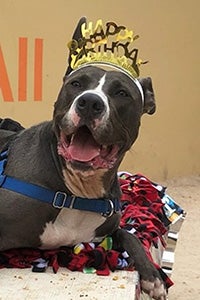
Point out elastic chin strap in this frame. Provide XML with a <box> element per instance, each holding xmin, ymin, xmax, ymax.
<box><xmin>131</xmin><ymin>78</ymin><xmax>144</xmax><ymax>104</ymax></box>
<box><xmin>68</xmin><ymin>62</ymin><xmax>144</xmax><ymax>105</ymax></box>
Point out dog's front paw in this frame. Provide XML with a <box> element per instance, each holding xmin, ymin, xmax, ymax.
<box><xmin>111</xmin><ymin>229</ymin><xmax>167</xmax><ymax>299</ymax></box>
<box><xmin>141</xmin><ymin>277</ymin><xmax>167</xmax><ymax>300</ymax></box>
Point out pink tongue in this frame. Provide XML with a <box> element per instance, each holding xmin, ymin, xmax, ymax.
<box><xmin>68</xmin><ymin>127</ymin><xmax>101</xmax><ymax>162</ymax></box>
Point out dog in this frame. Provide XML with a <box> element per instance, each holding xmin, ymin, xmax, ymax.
<box><xmin>0</xmin><ymin>18</ymin><xmax>166</xmax><ymax>300</ymax></box>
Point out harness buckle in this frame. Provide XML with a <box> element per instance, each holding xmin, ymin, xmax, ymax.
<box><xmin>53</xmin><ymin>191</ymin><xmax>67</xmax><ymax>209</ymax></box>
<box><xmin>69</xmin><ymin>195</ymin><xmax>76</xmax><ymax>209</ymax></box>
<box><xmin>102</xmin><ymin>199</ymin><xmax>115</xmax><ymax>217</ymax></box>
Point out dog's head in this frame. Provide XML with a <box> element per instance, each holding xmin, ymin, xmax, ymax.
<box><xmin>53</xmin><ymin>66</ymin><xmax>155</xmax><ymax>172</ymax></box>
<box><xmin>53</xmin><ymin>18</ymin><xmax>156</xmax><ymax>176</ymax></box>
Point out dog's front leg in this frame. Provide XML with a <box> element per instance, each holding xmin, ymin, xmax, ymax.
<box><xmin>112</xmin><ymin>228</ymin><xmax>167</xmax><ymax>300</ymax></box>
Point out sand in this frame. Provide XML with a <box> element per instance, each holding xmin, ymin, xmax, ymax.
<box><xmin>162</xmin><ymin>175</ymin><xmax>200</xmax><ymax>299</ymax></box>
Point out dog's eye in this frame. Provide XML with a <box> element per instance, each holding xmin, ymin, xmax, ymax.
<box><xmin>116</xmin><ymin>90</ymin><xmax>129</xmax><ymax>97</ymax></box>
<box><xmin>71</xmin><ymin>80</ymin><xmax>81</xmax><ymax>88</ymax></box>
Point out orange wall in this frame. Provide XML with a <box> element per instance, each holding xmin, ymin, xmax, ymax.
<box><xmin>0</xmin><ymin>0</ymin><xmax>199</xmax><ymax>180</ymax></box>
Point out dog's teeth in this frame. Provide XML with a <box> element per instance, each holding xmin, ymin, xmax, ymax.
<box><xmin>100</xmin><ymin>145</ymin><xmax>108</xmax><ymax>154</ymax></box>
<box><xmin>70</xmin><ymin>134</ymin><xmax>74</xmax><ymax>142</ymax></box>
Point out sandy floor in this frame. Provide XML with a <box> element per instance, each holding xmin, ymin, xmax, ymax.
<box><xmin>162</xmin><ymin>175</ymin><xmax>200</xmax><ymax>300</ymax></box>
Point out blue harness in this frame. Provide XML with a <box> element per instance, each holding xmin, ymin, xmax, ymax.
<box><xmin>0</xmin><ymin>150</ymin><xmax>120</xmax><ymax>217</ymax></box>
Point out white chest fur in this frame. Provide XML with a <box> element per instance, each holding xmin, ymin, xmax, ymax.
<box><xmin>39</xmin><ymin>208</ymin><xmax>106</xmax><ymax>249</ymax></box>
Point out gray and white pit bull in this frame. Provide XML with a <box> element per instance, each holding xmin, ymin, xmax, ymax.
<box><xmin>0</xmin><ymin>19</ymin><xmax>167</xmax><ymax>300</ymax></box>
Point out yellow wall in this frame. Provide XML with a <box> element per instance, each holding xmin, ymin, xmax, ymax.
<box><xmin>0</xmin><ymin>0</ymin><xmax>199</xmax><ymax>181</ymax></box>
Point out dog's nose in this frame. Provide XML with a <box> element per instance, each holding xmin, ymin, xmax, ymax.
<box><xmin>76</xmin><ymin>93</ymin><xmax>106</xmax><ymax>118</ymax></box>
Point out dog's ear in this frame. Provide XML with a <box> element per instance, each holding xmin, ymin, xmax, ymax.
<box><xmin>139</xmin><ymin>77</ymin><xmax>156</xmax><ymax>115</ymax></box>
<box><xmin>0</xmin><ymin>118</ymin><xmax>24</xmax><ymax>132</ymax></box>
<box><xmin>65</xmin><ymin>17</ymin><xmax>87</xmax><ymax>77</ymax></box>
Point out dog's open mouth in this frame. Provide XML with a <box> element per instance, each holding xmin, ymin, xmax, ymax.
<box><xmin>57</xmin><ymin>126</ymin><xmax>119</xmax><ymax>169</ymax></box>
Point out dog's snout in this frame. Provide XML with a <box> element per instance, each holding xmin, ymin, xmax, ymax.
<box><xmin>76</xmin><ymin>93</ymin><xmax>106</xmax><ymax>118</ymax></box>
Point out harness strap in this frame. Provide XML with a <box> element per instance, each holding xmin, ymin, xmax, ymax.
<box><xmin>0</xmin><ymin>150</ymin><xmax>120</xmax><ymax>217</ymax></box>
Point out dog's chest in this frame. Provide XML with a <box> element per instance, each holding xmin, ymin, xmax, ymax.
<box><xmin>39</xmin><ymin>208</ymin><xmax>105</xmax><ymax>249</ymax></box>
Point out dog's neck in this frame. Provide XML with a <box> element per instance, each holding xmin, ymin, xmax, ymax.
<box><xmin>62</xmin><ymin>164</ymin><xmax>107</xmax><ymax>199</ymax></box>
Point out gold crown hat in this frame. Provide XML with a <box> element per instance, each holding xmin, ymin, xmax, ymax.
<box><xmin>65</xmin><ymin>17</ymin><xmax>146</xmax><ymax>102</ymax></box>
